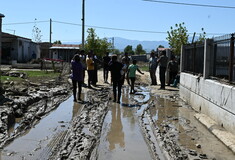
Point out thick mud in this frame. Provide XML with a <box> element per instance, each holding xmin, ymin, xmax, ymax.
<box><xmin>1</xmin><ymin>70</ymin><xmax>235</xmax><ymax>160</ymax></box>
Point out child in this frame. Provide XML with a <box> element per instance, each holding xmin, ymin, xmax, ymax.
<box><xmin>127</xmin><ymin>59</ymin><xmax>144</xmax><ymax>94</ymax></box>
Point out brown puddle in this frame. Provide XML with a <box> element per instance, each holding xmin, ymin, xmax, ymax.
<box><xmin>98</xmin><ymin>85</ymin><xmax>235</xmax><ymax>160</ymax></box>
<box><xmin>1</xmin><ymin>85</ymin><xmax>235</xmax><ymax>160</ymax></box>
<box><xmin>149</xmin><ymin>94</ymin><xmax>235</xmax><ymax>160</ymax></box>
<box><xmin>97</xmin><ymin>86</ymin><xmax>153</xmax><ymax>160</ymax></box>
<box><xmin>0</xmin><ymin>90</ymin><xmax>87</xmax><ymax>160</ymax></box>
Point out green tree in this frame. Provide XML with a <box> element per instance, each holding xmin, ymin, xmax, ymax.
<box><xmin>158</xmin><ymin>45</ymin><xmax>164</xmax><ymax>48</ymax></box>
<box><xmin>113</xmin><ymin>49</ymin><xmax>121</xmax><ymax>55</ymax></box>
<box><xmin>124</xmin><ymin>45</ymin><xmax>134</xmax><ymax>55</ymax></box>
<box><xmin>84</xmin><ymin>28</ymin><xmax>112</xmax><ymax>57</ymax></box>
<box><xmin>166</xmin><ymin>22</ymin><xmax>189</xmax><ymax>55</ymax></box>
<box><xmin>135</xmin><ymin>44</ymin><xmax>146</xmax><ymax>55</ymax></box>
<box><xmin>53</xmin><ymin>40</ymin><xmax>62</xmax><ymax>44</ymax></box>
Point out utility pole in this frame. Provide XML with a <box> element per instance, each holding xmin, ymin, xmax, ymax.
<box><xmin>0</xmin><ymin>13</ymin><xmax>5</xmax><ymax>94</ymax></box>
<box><xmin>49</xmin><ymin>19</ymin><xmax>52</xmax><ymax>44</ymax></box>
<box><xmin>82</xmin><ymin>0</ymin><xmax>85</xmax><ymax>50</ymax></box>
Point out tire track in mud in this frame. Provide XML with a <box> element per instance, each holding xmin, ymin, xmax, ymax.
<box><xmin>38</xmin><ymin>131</ymin><xmax>67</xmax><ymax>159</ymax></box>
<box><xmin>49</xmin><ymin>87</ymin><xmax>111</xmax><ymax>160</ymax></box>
<box><xmin>140</xmin><ymin>100</ymin><xmax>189</xmax><ymax>160</ymax></box>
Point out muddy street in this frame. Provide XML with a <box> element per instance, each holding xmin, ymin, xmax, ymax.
<box><xmin>1</xmin><ymin>71</ymin><xmax>235</xmax><ymax>160</ymax></box>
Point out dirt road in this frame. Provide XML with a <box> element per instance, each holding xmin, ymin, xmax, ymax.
<box><xmin>1</xmin><ymin>70</ymin><xmax>235</xmax><ymax>160</ymax></box>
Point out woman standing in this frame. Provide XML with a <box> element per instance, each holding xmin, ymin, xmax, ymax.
<box><xmin>71</xmin><ymin>54</ymin><xmax>84</xmax><ymax>102</ymax></box>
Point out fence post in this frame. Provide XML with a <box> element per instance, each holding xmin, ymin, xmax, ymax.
<box><xmin>229</xmin><ymin>34</ymin><xmax>234</xmax><ymax>82</ymax></box>
<box><xmin>192</xmin><ymin>43</ymin><xmax>196</xmax><ymax>73</ymax></box>
<box><xmin>180</xmin><ymin>45</ymin><xmax>184</xmax><ymax>72</ymax></box>
<box><xmin>203</xmin><ymin>39</ymin><xmax>213</xmax><ymax>79</ymax></box>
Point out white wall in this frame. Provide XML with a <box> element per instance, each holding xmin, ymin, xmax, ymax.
<box><xmin>180</xmin><ymin>72</ymin><xmax>235</xmax><ymax>134</ymax></box>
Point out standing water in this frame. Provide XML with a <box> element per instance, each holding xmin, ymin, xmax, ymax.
<box><xmin>97</xmin><ymin>86</ymin><xmax>155</xmax><ymax>160</ymax></box>
<box><xmin>0</xmin><ymin>90</ymin><xmax>88</xmax><ymax>160</ymax></box>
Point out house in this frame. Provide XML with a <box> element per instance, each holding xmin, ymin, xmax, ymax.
<box><xmin>1</xmin><ymin>32</ymin><xmax>40</xmax><ymax>64</ymax></box>
<box><xmin>49</xmin><ymin>44</ymin><xmax>80</xmax><ymax>62</ymax></box>
<box><xmin>157</xmin><ymin>48</ymin><xmax>172</xmax><ymax>58</ymax></box>
<box><xmin>39</xmin><ymin>42</ymin><xmax>52</xmax><ymax>59</ymax></box>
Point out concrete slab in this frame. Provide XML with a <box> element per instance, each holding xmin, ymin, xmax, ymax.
<box><xmin>195</xmin><ymin>113</ymin><xmax>235</xmax><ymax>154</ymax></box>
<box><xmin>195</xmin><ymin>113</ymin><xmax>217</xmax><ymax>129</ymax></box>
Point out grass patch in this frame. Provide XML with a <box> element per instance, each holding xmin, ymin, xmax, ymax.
<box><xmin>23</xmin><ymin>70</ymin><xmax>60</xmax><ymax>78</ymax></box>
<box><xmin>0</xmin><ymin>70</ymin><xmax>60</xmax><ymax>82</ymax></box>
<box><xmin>1</xmin><ymin>76</ymin><xmax>21</xmax><ymax>81</ymax></box>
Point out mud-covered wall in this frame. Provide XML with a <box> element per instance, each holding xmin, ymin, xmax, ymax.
<box><xmin>180</xmin><ymin>72</ymin><xmax>235</xmax><ymax>135</ymax></box>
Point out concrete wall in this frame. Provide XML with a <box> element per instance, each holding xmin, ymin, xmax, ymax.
<box><xmin>180</xmin><ymin>72</ymin><xmax>235</xmax><ymax>134</ymax></box>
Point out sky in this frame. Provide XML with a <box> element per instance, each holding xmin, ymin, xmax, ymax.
<box><xmin>1</xmin><ymin>0</ymin><xmax>235</xmax><ymax>43</ymax></box>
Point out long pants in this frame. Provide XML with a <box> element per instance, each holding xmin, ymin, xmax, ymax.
<box><xmin>149</xmin><ymin>68</ymin><xmax>157</xmax><ymax>85</ymax></box>
<box><xmin>113</xmin><ymin>80</ymin><xmax>122</xmax><ymax>102</ymax></box>
<box><xmin>87</xmin><ymin>70</ymin><xmax>94</xmax><ymax>87</ymax></box>
<box><xmin>103</xmin><ymin>67</ymin><xmax>109</xmax><ymax>82</ymax></box>
<box><xmin>92</xmin><ymin>69</ymin><xmax>98</xmax><ymax>85</ymax></box>
<box><xmin>159</xmin><ymin>67</ymin><xmax>166</xmax><ymax>89</ymax></box>
<box><xmin>168</xmin><ymin>71</ymin><xmax>178</xmax><ymax>85</ymax></box>
<box><xmin>72</xmin><ymin>80</ymin><xmax>82</xmax><ymax>100</ymax></box>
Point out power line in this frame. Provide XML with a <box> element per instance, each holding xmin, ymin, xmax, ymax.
<box><xmin>50</xmin><ymin>20</ymin><xmax>227</xmax><ymax>36</ymax></box>
<box><xmin>3</xmin><ymin>20</ymin><xmax>49</xmax><ymax>25</ymax></box>
<box><xmin>3</xmin><ymin>20</ymin><xmax>226</xmax><ymax>35</ymax></box>
<box><xmin>143</xmin><ymin>0</ymin><xmax>235</xmax><ymax>9</ymax></box>
<box><xmin>53</xmin><ymin>20</ymin><xmax>82</xmax><ymax>26</ymax></box>
<box><xmin>53</xmin><ymin>20</ymin><xmax>166</xmax><ymax>34</ymax></box>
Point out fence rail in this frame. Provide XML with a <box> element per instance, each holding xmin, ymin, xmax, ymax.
<box><xmin>182</xmin><ymin>33</ymin><xmax>235</xmax><ymax>83</ymax></box>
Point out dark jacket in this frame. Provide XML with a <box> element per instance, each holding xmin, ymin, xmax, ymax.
<box><xmin>109</xmin><ymin>61</ymin><xmax>123</xmax><ymax>81</ymax></box>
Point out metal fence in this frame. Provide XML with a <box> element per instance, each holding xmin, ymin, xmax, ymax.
<box><xmin>183</xmin><ymin>43</ymin><xmax>204</xmax><ymax>75</ymax></box>
<box><xmin>213</xmin><ymin>34</ymin><xmax>234</xmax><ymax>81</ymax></box>
<box><xmin>182</xmin><ymin>34</ymin><xmax>235</xmax><ymax>83</ymax></box>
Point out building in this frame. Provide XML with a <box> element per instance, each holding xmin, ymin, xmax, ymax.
<box><xmin>39</xmin><ymin>42</ymin><xmax>52</xmax><ymax>59</ymax></box>
<box><xmin>49</xmin><ymin>44</ymin><xmax>80</xmax><ymax>62</ymax></box>
<box><xmin>2</xmin><ymin>32</ymin><xmax>40</xmax><ymax>64</ymax></box>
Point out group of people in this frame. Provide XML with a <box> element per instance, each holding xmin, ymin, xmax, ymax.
<box><xmin>70</xmin><ymin>49</ymin><xmax>178</xmax><ymax>103</ymax></box>
<box><xmin>149</xmin><ymin>50</ymin><xmax>179</xmax><ymax>90</ymax></box>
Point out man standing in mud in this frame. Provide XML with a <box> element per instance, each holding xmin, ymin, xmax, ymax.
<box><xmin>102</xmin><ymin>52</ymin><xmax>111</xmax><ymax>83</ymax></box>
<box><xmin>121</xmin><ymin>52</ymin><xmax>131</xmax><ymax>85</ymax></box>
<box><xmin>157</xmin><ymin>50</ymin><xmax>168</xmax><ymax>90</ymax></box>
<box><xmin>71</xmin><ymin>54</ymin><xmax>84</xmax><ymax>102</ymax></box>
<box><xmin>149</xmin><ymin>51</ymin><xmax>158</xmax><ymax>85</ymax></box>
<box><xmin>86</xmin><ymin>51</ymin><xmax>94</xmax><ymax>88</ymax></box>
<box><xmin>109</xmin><ymin>54</ymin><xmax>124</xmax><ymax>103</ymax></box>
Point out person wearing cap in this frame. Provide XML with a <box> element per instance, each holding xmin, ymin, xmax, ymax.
<box><xmin>109</xmin><ymin>54</ymin><xmax>124</xmax><ymax>103</ymax></box>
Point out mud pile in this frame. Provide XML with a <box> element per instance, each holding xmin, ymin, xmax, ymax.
<box><xmin>0</xmin><ymin>71</ymin><xmax>71</xmax><ymax>148</ymax></box>
<box><xmin>50</xmin><ymin>88</ymin><xmax>110</xmax><ymax>160</ymax></box>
